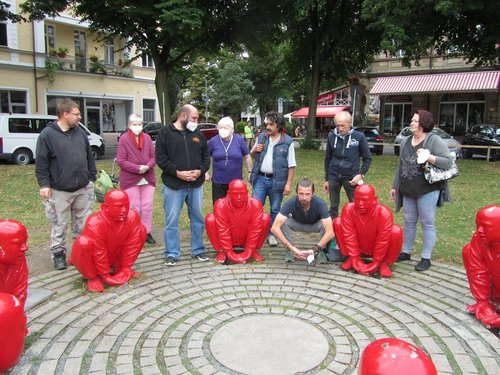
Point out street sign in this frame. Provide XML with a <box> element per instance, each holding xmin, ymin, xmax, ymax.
<box><xmin>278</xmin><ymin>97</ymin><xmax>283</xmax><ymax>113</ymax></box>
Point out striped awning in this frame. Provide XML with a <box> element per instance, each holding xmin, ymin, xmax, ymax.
<box><xmin>370</xmin><ymin>71</ymin><xmax>500</xmax><ymax>95</ymax></box>
<box><xmin>291</xmin><ymin>105</ymin><xmax>349</xmax><ymax>118</ymax></box>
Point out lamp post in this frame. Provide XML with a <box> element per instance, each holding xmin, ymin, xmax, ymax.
<box><xmin>300</xmin><ymin>95</ymin><xmax>305</xmax><ymax>107</ymax></box>
<box><xmin>205</xmin><ymin>75</ymin><xmax>208</xmax><ymax>122</ymax></box>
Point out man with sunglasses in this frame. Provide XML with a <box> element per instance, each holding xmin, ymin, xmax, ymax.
<box><xmin>36</xmin><ymin>98</ymin><xmax>96</xmax><ymax>270</ymax></box>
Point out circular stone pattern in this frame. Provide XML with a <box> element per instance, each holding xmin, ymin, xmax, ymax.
<box><xmin>210</xmin><ymin>315</ymin><xmax>329</xmax><ymax>374</ymax></box>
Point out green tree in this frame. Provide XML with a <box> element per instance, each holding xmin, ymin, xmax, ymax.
<box><xmin>211</xmin><ymin>57</ymin><xmax>254</xmax><ymax>118</ymax></box>
<box><xmin>281</xmin><ymin>0</ymin><xmax>382</xmax><ymax>140</ymax></box>
<box><xmin>362</xmin><ymin>0</ymin><xmax>500</xmax><ymax>67</ymax></box>
<box><xmin>21</xmin><ymin>0</ymin><xmax>248</xmax><ymax>122</ymax></box>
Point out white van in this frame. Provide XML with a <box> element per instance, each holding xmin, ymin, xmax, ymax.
<box><xmin>0</xmin><ymin>114</ymin><xmax>105</xmax><ymax>165</ymax></box>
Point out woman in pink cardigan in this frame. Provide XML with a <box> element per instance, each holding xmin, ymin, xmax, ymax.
<box><xmin>117</xmin><ymin>114</ymin><xmax>157</xmax><ymax>244</ymax></box>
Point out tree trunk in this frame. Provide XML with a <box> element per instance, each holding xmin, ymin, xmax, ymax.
<box><xmin>154</xmin><ymin>66</ymin><xmax>171</xmax><ymax>125</ymax></box>
<box><xmin>306</xmin><ymin>25</ymin><xmax>322</xmax><ymax>140</ymax></box>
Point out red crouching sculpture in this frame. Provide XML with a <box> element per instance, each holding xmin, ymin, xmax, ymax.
<box><xmin>462</xmin><ymin>204</ymin><xmax>500</xmax><ymax>328</ymax></box>
<box><xmin>69</xmin><ymin>189</ymin><xmax>146</xmax><ymax>292</ymax></box>
<box><xmin>0</xmin><ymin>293</ymin><xmax>27</xmax><ymax>374</ymax></box>
<box><xmin>359</xmin><ymin>338</ymin><xmax>437</xmax><ymax>375</ymax></box>
<box><xmin>334</xmin><ymin>184</ymin><xmax>403</xmax><ymax>277</ymax></box>
<box><xmin>0</xmin><ymin>220</ymin><xmax>29</xmax><ymax>307</ymax></box>
<box><xmin>206</xmin><ymin>179</ymin><xmax>270</xmax><ymax>263</ymax></box>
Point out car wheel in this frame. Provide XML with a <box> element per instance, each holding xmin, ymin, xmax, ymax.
<box><xmin>12</xmin><ymin>149</ymin><xmax>33</xmax><ymax>165</ymax></box>
<box><xmin>461</xmin><ymin>148</ymin><xmax>472</xmax><ymax>159</ymax></box>
<box><xmin>91</xmin><ymin>146</ymin><xmax>99</xmax><ymax>160</ymax></box>
<box><xmin>394</xmin><ymin>146</ymin><xmax>399</xmax><ymax>155</ymax></box>
<box><xmin>492</xmin><ymin>150</ymin><xmax>500</xmax><ymax>162</ymax></box>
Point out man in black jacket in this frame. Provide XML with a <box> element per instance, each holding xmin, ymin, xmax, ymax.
<box><xmin>35</xmin><ymin>99</ymin><xmax>96</xmax><ymax>270</ymax></box>
<box><xmin>155</xmin><ymin>104</ymin><xmax>211</xmax><ymax>266</ymax></box>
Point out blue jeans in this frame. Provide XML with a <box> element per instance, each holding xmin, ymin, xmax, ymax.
<box><xmin>162</xmin><ymin>184</ymin><xmax>205</xmax><ymax>260</ymax></box>
<box><xmin>252</xmin><ymin>175</ymin><xmax>283</xmax><ymax>232</ymax></box>
<box><xmin>401</xmin><ymin>190</ymin><xmax>440</xmax><ymax>259</ymax></box>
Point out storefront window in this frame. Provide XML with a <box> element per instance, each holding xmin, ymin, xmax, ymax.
<box><xmin>439</xmin><ymin>93</ymin><xmax>484</xmax><ymax>135</ymax></box>
<box><xmin>1</xmin><ymin>90</ymin><xmax>27</xmax><ymax>113</ymax></box>
<box><xmin>382</xmin><ymin>97</ymin><xmax>411</xmax><ymax>134</ymax></box>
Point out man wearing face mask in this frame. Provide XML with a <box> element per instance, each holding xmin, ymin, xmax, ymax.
<box><xmin>207</xmin><ymin>116</ymin><xmax>253</xmax><ymax>204</ymax></box>
<box><xmin>156</xmin><ymin>104</ymin><xmax>211</xmax><ymax>266</ymax></box>
<box><xmin>117</xmin><ymin>114</ymin><xmax>157</xmax><ymax>244</ymax></box>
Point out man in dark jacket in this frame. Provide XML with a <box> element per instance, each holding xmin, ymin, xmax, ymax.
<box><xmin>323</xmin><ymin>111</ymin><xmax>372</xmax><ymax>260</ymax></box>
<box><xmin>323</xmin><ymin>111</ymin><xmax>372</xmax><ymax>218</ymax></box>
<box><xmin>35</xmin><ymin>99</ymin><xmax>96</xmax><ymax>270</ymax></box>
<box><xmin>155</xmin><ymin>104</ymin><xmax>211</xmax><ymax>266</ymax></box>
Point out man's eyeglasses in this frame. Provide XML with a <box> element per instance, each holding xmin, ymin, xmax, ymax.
<box><xmin>69</xmin><ymin>112</ymin><xmax>81</xmax><ymax>117</ymax></box>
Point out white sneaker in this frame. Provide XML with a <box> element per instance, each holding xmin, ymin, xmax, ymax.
<box><xmin>267</xmin><ymin>234</ymin><xmax>278</xmax><ymax>247</ymax></box>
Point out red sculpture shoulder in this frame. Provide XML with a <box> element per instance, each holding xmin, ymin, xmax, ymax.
<box><xmin>0</xmin><ymin>220</ymin><xmax>29</xmax><ymax>307</ymax></box>
<box><xmin>206</xmin><ymin>179</ymin><xmax>270</xmax><ymax>263</ymax></box>
<box><xmin>0</xmin><ymin>292</ymin><xmax>27</xmax><ymax>373</ymax></box>
<box><xmin>462</xmin><ymin>204</ymin><xmax>500</xmax><ymax>328</ymax></box>
<box><xmin>334</xmin><ymin>184</ymin><xmax>402</xmax><ymax>277</ymax></box>
<box><xmin>69</xmin><ymin>189</ymin><xmax>146</xmax><ymax>292</ymax></box>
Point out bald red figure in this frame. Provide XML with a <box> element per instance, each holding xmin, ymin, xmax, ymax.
<box><xmin>334</xmin><ymin>184</ymin><xmax>402</xmax><ymax>277</ymax></box>
<box><xmin>69</xmin><ymin>189</ymin><xmax>147</xmax><ymax>292</ymax></box>
<box><xmin>0</xmin><ymin>220</ymin><xmax>28</xmax><ymax>307</ymax></box>
<box><xmin>205</xmin><ymin>179</ymin><xmax>270</xmax><ymax>263</ymax></box>
<box><xmin>359</xmin><ymin>338</ymin><xmax>437</xmax><ymax>375</ymax></box>
<box><xmin>0</xmin><ymin>293</ymin><xmax>27</xmax><ymax>373</ymax></box>
<box><xmin>462</xmin><ymin>204</ymin><xmax>500</xmax><ymax>328</ymax></box>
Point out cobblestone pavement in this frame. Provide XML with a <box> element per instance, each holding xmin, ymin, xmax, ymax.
<box><xmin>11</xmin><ymin>245</ymin><xmax>500</xmax><ymax>375</ymax></box>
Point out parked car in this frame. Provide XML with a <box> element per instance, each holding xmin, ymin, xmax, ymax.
<box><xmin>461</xmin><ymin>124</ymin><xmax>500</xmax><ymax>160</ymax></box>
<box><xmin>0</xmin><ymin>114</ymin><xmax>104</xmax><ymax>164</ymax></box>
<box><xmin>142</xmin><ymin>121</ymin><xmax>163</xmax><ymax>141</ymax></box>
<box><xmin>394</xmin><ymin>127</ymin><xmax>461</xmax><ymax>156</ymax></box>
<box><xmin>198</xmin><ymin>123</ymin><xmax>218</xmax><ymax>140</ymax></box>
<box><xmin>355</xmin><ymin>126</ymin><xmax>383</xmax><ymax>155</ymax></box>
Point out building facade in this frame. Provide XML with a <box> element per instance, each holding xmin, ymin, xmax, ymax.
<box><xmin>358</xmin><ymin>51</ymin><xmax>500</xmax><ymax>135</ymax></box>
<box><xmin>0</xmin><ymin>1</ymin><xmax>160</xmax><ymax>135</ymax></box>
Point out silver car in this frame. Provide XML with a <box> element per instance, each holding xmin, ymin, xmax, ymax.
<box><xmin>394</xmin><ymin>127</ymin><xmax>461</xmax><ymax>156</ymax></box>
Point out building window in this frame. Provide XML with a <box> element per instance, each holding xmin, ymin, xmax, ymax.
<box><xmin>141</xmin><ymin>54</ymin><xmax>154</xmax><ymax>68</ymax></box>
<box><xmin>104</xmin><ymin>37</ymin><xmax>115</xmax><ymax>65</ymax></box>
<box><xmin>0</xmin><ymin>90</ymin><xmax>27</xmax><ymax>113</ymax></box>
<box><xmin>382</xmin><ymin>99</ymin><xmax>412</xmax><ymax>134</ymax></box>
<box><xmin>45</xmin><ymin>24</ymin><xmax>55</xmax><ymax>52</ymax></box>
<box><xmin>0</xmin><ymin>23</ymin><xmax>7</xmax><ymax>47</ymax></box>
<box><xmin>143</xmin><ymin>99</ymin><xmax>156</xmax><ymax>122</ymax></box>
<box><xmin>439</xmin><ymin>93</ymin><xmax>485</xmax><ymax>135</ymax></box>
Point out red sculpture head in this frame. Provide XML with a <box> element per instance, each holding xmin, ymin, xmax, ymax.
<box><xmin>228</xmin><ymin>180</ymin><xmax>248</xmax><ymax>209</ymax></box>
<box><xmin>102</xmin><ymin>189</ymin><xmax>130</xmax><ymax>222</ymax></box>
<box><xmin>359</xmin><ymin>338</ymin><xmax>437</xmax><ymax>375</ymax></box>
<box><xmin>0</xmin><ymin>220</ymin><xmax>28</xmax><ymax>266</ymax></box>
<box><xmin>475</xmin><ymin>205</ymin><xmax>500</xmax><ymax>246</ymax></box>
<box><xmin>0</xmin><ymin>293</ymin><xmax>26</xmax><ymax>372</ymax></box>
<box><xmin>354</xmin><ymin>184</ymin><xmax>378</xmax><ymax>215</ymax></box>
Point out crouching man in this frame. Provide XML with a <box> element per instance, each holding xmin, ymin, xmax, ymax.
<box><xmin>334</xmin><ymin>184</ymin><xmax>402</xmax><ymax>277</ymax></box>
<box><xmin>206</xmin><ymin>179</ymin><xmax>270</xmax><ymax>263</ymax></box>
<box><xmin>69</xmin><ymin>189</ymin><xmax>146</xmax><ymax>292</ymax></box>
<box><xmin>271</xmin><ymin>178</ymin><xmax>334</xmax><ymax>263</ymax></box>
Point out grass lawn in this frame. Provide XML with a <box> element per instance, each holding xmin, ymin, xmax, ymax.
<box><xmin>1</xmin><ymin>149</ymin><xmax>499</xmax><ymax>265</ymax></box>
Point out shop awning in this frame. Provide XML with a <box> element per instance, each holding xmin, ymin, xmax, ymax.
<box><xmin>291</xmin><ymin>105</ymin><xmax>349</xmax><ymax>118</ymax></box>
<box><xmin>370</xmin><ymin>71</ymin><xmax>500</xmax><ymax>95</ymax></box>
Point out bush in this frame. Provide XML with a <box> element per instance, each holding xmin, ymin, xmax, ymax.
<box><xmin>285</xmin><ymin>123</ymin><xmax>294</xmax><ymax>136</ymax></box>
<box><xmin>235</xmin><ymin>121</ymin><xmax>246</xmax><ymax>134</ymax></box>
<box><xmin>300</xmin><ymin>135</ymin><xmax>321</xmax><ymax>149</ymax></box>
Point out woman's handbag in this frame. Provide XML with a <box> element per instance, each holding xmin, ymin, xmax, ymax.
<box><xmin>423</xmin><ymin>152</ymin><xmax>460</xmax><ymax>184</ymax></box>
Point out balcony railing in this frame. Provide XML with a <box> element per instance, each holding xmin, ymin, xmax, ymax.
<box><xmin>45</xmin><ymin>54</ymin><xmax>133</xmax><ymax>77</ymax></box>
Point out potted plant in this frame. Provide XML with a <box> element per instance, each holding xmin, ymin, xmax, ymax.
<box><xmin>57</xmin><ymin>47</ymin><xmax>68</xmax><ymax>58</ymax></box>
<box><xmin>89</xmin><ymin>54</ymin><xmax>99</xmax><ymax>63</ymax></box>
<box><xmin>48</xmin><ymin>48</ymin><xmax>57</xmax><ymax>57</ymax></box>
<box><xmin>44</xmin><ymin>59</ymin><xmax>59</xmax><ymax>87</ymax></box>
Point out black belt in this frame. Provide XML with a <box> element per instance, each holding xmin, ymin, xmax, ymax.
<box><xmin>259</xmin><ymin>172</ymin><xmax>273</xmax><ymax>178</ymax></box>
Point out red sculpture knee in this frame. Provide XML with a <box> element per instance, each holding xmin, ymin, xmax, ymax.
<box><xmin>69</xmin><ymin>189</ymin><xmax>146</xmax><ymax>292</ymax></box>
<box><xmin>0</xmin><ymin>293</ymin><xmax>27</xmax><ymax>373</ymax></box>
<box><xmin>359</xmin><ymin>338</ymin><xmax>437</xmax><ymax>375</ymax></box>
<box><xmin>0</xmin><ymin>220</ymin><xmax>29</xmax><ymax>307</ymax></box>
<box><xmin>205</xmin><ymin>179</ymin><xmax>270</xmax><ymax>263</ymax></box>
<box><xmin>334</xmin><ymin>184</ymin><xmax>401</xmax><ymax>277</ymax></box>
<box><xmin>462</xmin><ymin>204</ymin><xmax>500</xmax><ymax>328</ymax></box>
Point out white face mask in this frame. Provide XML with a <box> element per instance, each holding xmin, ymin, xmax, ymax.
<box><xmin>218</xmin><ymin>128</ymin><xmax>231</xmax><ymax>139</ymax></box>
<box><xmin>130</xmin><ymin>125</ymin><xmax>143</xmax><ymax>135</ymax></box>
<box><xmin>186</xmin><ymin>121</ymin><xmax>198</xmax><ymax>132</ymax></box>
